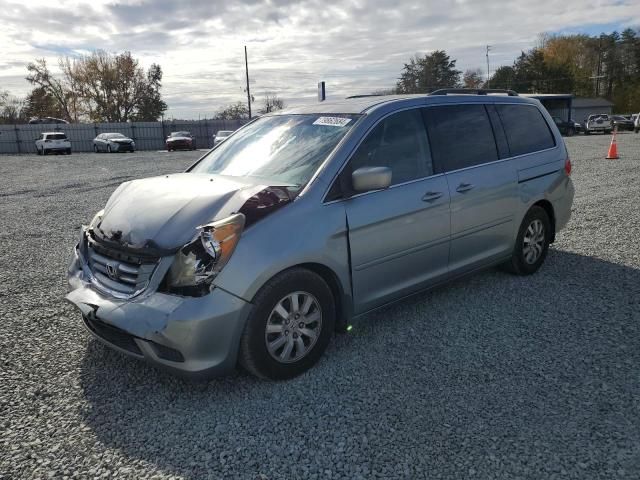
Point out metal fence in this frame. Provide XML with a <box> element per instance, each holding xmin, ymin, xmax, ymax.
<box><xmin>0</xmin><ymin>119</ymin><xmax>248</xmax><ymax>154</ymax></box>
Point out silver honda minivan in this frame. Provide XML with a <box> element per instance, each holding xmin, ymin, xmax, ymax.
<box><xmin>67</xmin><ymin>89</ymin><xmax>574</xmax><ymax>380</ymax></box>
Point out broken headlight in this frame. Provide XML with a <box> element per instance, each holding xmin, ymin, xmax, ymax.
<box><xmin>89</xmin><ymin>209</ymin><xmax>105</xmax><ymax>230</ymax></box>
<box><xmin>165</xmin><ymin>213</ymin><xmax>245</xmax><ymax>292</ymax></box>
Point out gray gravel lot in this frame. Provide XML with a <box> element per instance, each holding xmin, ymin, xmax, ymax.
<box><xmin>1</xmin><ymin>134</ymin><xmax>639</xmax><ymax>479</ymax></box>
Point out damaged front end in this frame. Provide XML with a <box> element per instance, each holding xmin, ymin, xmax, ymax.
<box><xmin>65</xmin><ymin>178</ymin><xmax>296</xmax><ymax>377</ymax></box>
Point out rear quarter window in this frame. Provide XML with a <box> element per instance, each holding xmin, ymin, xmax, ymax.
<box><xmin>496</xmin><ymin>104</ymin><xmax>556</xmax><ymax>157</ymax></box>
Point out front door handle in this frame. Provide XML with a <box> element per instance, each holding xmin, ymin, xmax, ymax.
<box><xmin>422</xmin><ymin>191</ymin><xmax>443</xmax><ymax>202</ymax></box>
<box><xmin>456</xmin><ymin>182</ymin><xmax>474</xmax><ymax>193</ymax></box>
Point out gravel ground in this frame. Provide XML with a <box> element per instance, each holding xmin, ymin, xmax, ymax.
<box><xmin>1</xmin><ymin>134</ymin><xmax>639</xmax><ymax>480</ymax></box>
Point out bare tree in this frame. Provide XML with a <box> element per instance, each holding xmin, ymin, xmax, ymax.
<box><xmin>258</xmin><ymin>93</ymin><xmax>285</xmax><ymax>114</ymax></box>
<box><xmin>215</xmin><ymin>102</ymin><xmax>249</xmax><ymax>120</ymax></box>
<box><xmin>0</xmin><ymin>90</ymin><xmax>26</xmax><ymax>124</ymax></box>
<box><xmin>26</xmin><ymin>58</ymin><xmax>78</xmax><ymax>121</ymax></box>
<box><xmin>463</xmin><ymin>68</ymin><xmax>485</xmax><ymax>89</ymax></box>
<box><xmin>26</xmin><ymin>51</ymin><xmax>167</xmax><ymax>122</ymax></box>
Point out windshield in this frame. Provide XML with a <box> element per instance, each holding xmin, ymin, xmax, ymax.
<box><xmin>171</xmin><ymin>132</ymin><xmax>190</xmax><ymax>137</ymax></box>
<box><xmin>107</xmin><ymin>133</ymin><xmax>126</xmax><ymax>139</ymax></box>
<box><xmin>192</xmin><ymin>114</ymin><xmax>360</xmax><ymax>186</ymax></box>
<box><xmin>217</xmin><ymin>131</ymin><xmax>233</xmax><ymax>136</ymax></box>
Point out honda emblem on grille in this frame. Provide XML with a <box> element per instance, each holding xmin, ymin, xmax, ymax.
<box><xmin>106</xmin><ymin>263</ymin><xmax>119</xmax><ymax>280</ymax></box>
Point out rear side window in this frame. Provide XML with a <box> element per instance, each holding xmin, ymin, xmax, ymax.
<box><xmin>348</xmin><ymin>109</ymin><xmax>433</xmax><ymax>185</ymax></box>
<box><xmin>423</xmin><ymin>104</ymin><xmax>498</xmax><ymax>172</ymax></box>
<box><xmin>496</xmin><ymin>104</ymin><xmax>555</xmax><ymax>157</ymax></box>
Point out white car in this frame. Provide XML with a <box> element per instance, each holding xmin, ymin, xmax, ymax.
<box><xmin>35</xmin><ymin>132</ymin><xmax>71</xmax><ymax>155</ymax></box>
<box><xmin>213</xmin><ymin>130</ymin><xmax>234</xmax><ymax>146</ymax></box>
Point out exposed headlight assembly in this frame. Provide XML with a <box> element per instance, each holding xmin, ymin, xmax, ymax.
<box><xmin>89</xmin><ymin>209</ymin><xmax>105</xmax><ymax>230</ymax></box>
<box><xmin>165</xmin><ymin>213</ymin><xmax>245</xmax><ymax>294</ymax></box>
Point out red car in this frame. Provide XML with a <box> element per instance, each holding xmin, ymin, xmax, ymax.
<box><xmin>166</xmin><ymin>131</ymin><xmax>196</xmax><ymax>151</ymax></box>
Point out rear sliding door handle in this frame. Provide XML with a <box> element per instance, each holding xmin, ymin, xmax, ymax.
<box><xmin>456</xmin><ymin>182</ymin><xmax>474</xmax><ymax>193</ymax></box>
<box><xmin>422</xmin><ymin>191</ymin><xmax>443</xmax><ymax>202</ymax></box>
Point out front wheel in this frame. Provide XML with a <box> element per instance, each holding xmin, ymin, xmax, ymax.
<box><xmin>239</xmin><ymin>268</ymin><xmax>335</xmax><ymax>380</ymax></box>
<box><xmin>566</xmin><ymin>127</ymin><xmax>575</xmax><ymax>137</ymax></box>
<box><xmin>504</xmin><ymin>206</ymin><xmax>551</xmax><ymax>276</ymax></box>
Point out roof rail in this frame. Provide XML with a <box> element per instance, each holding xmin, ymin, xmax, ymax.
<box><xmin>345</xmin><ymin>94</ymin><xmax>385</xmax><ymax>99</ymax></box>
<box><xmin>429</xmin><ymin>88</ymin><xmax>518</xmax><ymax>97</ymax></box>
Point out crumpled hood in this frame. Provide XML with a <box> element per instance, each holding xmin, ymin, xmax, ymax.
<box><xmin>96</xmin><ymin>173</ymin><xmax>270</xmax><ymax>251</ymax></box>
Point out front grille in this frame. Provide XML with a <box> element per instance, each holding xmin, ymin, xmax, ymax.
<box><xmin>83</xmin><ymin>315</ymin><xmax>143</xmax><ymax>355</ymax></box>
<box><xmin>87</xmin><ymin>239</ymin><xmax>158</xmax><ymax>298</ymax></box>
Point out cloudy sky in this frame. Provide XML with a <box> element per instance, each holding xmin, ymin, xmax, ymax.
<box><xmin>1</xmin><ymin>0</ymin><xmax>639</xmax><ymax>118</ymax></box>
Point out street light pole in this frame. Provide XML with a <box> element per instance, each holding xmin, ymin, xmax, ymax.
<box><xmin>486</xmin><ymin>45</ymin><xmax>491</xmax><ymax>89</ymax></box>
<box><xmin>245</xmin><ymin>45</ymin><xmax>252</xmax><ymax>119</ymax></box>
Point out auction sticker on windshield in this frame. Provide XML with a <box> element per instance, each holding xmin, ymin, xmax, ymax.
<box><xmin>313</xmin><ymin>117</ymin><xmax>352</xmax><ymax>127</ymax></box>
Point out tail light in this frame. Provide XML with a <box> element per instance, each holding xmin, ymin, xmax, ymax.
<box><xmin>564</xmin><ymin>157</ymin><xmax>572</xmax><ymax>176</ymax></box>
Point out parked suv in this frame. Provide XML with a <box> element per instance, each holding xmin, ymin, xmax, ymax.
<box><xmin>584</xmin><ymin>114</ymin><xmax>612</xmax><ymax>134</ymax></box>
<box><xmin>67</xmin><ymin>89</ymin><xmax>574</xmax><ymax>380</ymax></box>
<box><xmin>35</xmin><ymin>132</ymin><xmax>71</xmax><ymax>155</ymax></box>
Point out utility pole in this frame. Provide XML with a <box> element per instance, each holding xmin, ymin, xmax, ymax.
<box><xmin>595</xmin><ymin>36</ymin><xmax>603</xmax><ymax>97</ymax></box>
<box><xmin>245</xmin><ymin>45</ymin><xmax>252</xmax><ymax>119</ymax></box>
<box><xmin>486</xmin><ymin>45</ymin><xmax>491</xmax><ymax>89</ymax></box>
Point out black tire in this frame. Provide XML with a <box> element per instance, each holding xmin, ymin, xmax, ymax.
<box><xmin>66</xmin><ymin>148</ymin><xmax>71</xmax><ymax>155</ymax></box>
<box><xmin>239</xmin><ymin>268</ymin><xmax>335</xmax><ymax>380</ymax></box>
<box><xmin>43</xmin><ymin>148</ymin><xmax>48</xmax><ymax>156</ymax></box>
<box><xmin>37</xmin><ymin>146</ymin><xmax>42</xmax><ymax>156</ymax></box>
<box><xmin>94</xmin><ymin>145</ymin><xmax>98</xmax><ymax>153</ymax></box>
<box><xmin>504</xmin><ymin>206</ymin><xmax>551</xmax><ymax>276</ymax></box>
<box><xmin>585</xmin><ymin>130</ymin><xmax>590</xmax><ymax>135</ymax></box>
<box><xmin>107</xmin><ymin>145</ymin><xmax>112</xmax><ymax>153</ymax></box>
<box><xmin>566</xmin><ymin>127</ymin><xmax>575</xmax><ymax>137</ymax></box>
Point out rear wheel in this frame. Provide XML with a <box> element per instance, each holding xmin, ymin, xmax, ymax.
<box><xmin>94</xmin><ymin>145</ymin><xmax>98</xmax><ymax>153</ymax></box>
<box><xmin>566</xmin><ymin>127</ymin><xmax>575</xmax><ymax>137</ymax></box>
<box><xmin>504</xmin><ymin>206</ymin><xmax>551</xmax><ymax>276</ymax></box>
<box><xmin>239</xmin><ymin>268</ymin><xmax>335</xmax><ymax>380</ymax></box>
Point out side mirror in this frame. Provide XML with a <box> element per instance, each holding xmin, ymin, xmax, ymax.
<box><xmin>352</xmin><ymin>166</ymin><xmax>392</xmax><ymax>193</ymax></box>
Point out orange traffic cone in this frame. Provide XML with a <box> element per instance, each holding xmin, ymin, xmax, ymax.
<box><xmin>606</xmin><ymin>129</ymin><xmax>619</xmax><ymax>159</ymax></box>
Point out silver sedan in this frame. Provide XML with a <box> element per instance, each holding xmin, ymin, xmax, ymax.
<box><xmin>93</xmin><ymin>133</ymin><xmax>136</xmax><ymax>153</ymax></box>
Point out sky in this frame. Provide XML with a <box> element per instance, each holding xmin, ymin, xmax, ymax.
<box><xmin>1</xmin><ymin>0</ymin><xmax>639</xmax><ymax>119</ymax></box>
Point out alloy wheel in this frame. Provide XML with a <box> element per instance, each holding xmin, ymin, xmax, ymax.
<box><xmin>523</xmin><ymin>219</ymin><xmax>545</xmax><ymax>264</ymax></box>
<box><xmin>265</xmin><ymin>291</ymin><xmax>322</xmax><ymax>364</ymax></box>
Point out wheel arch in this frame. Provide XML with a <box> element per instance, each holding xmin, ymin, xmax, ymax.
<box><xmin>255</xmin><ymin>262</ymin><xmax>352</xmax><ymax>333</ymax></box>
